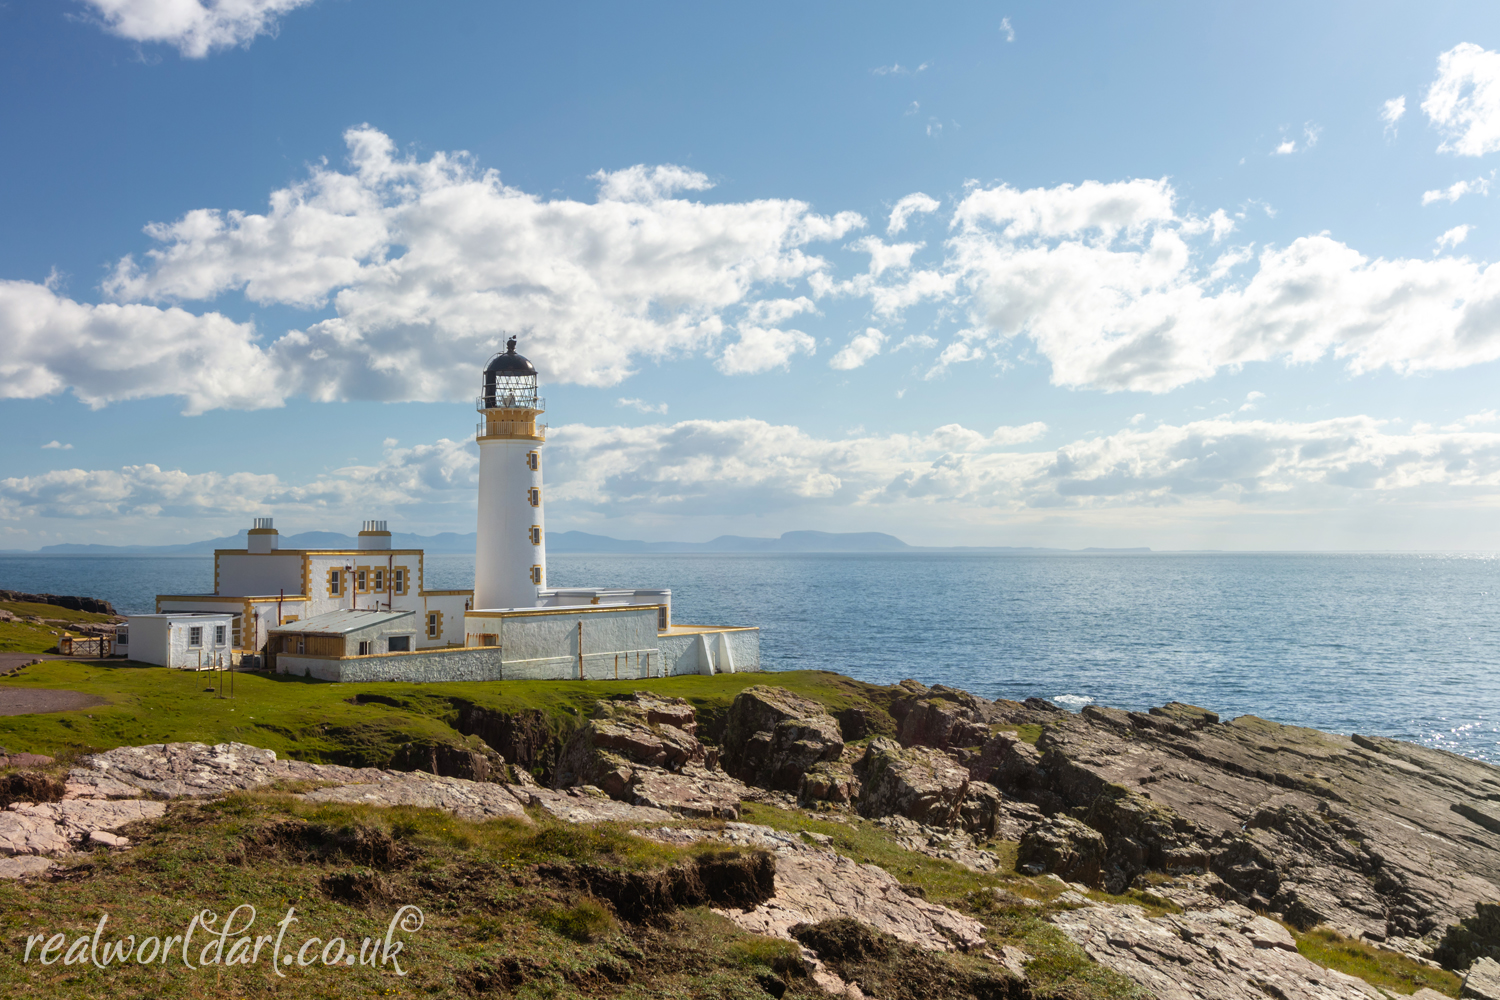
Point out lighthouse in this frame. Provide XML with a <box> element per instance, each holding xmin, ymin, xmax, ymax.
<box><xmin>474</xmin><ymin>337</ymin><xmax>547</xmax><ymax>610</ymax></box>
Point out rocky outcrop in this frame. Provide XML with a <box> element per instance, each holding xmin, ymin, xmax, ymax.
<box><xmin>0</xmin><ymin>799</ymin><xmax>166</xmax><ymax>855</ymax></box>
<box><xmin>853</xmin><ymin>737</ymin><xmax>1006</xmax><ymax>836</ymax></box>
<box><xmin>552</xmin><ymin>692</ymin><xmax>744</xmax><ymax>818</ymax></box>
<box><xmin>0</xmin><ymin>749</ymin><xmax>57</xmax><ymax>771</ymax></box>
<box><xmin>799</xmin><ymin>760</ymin><xmax>860</xmax><ymax>806</ymax></box>
<box><xmin>1465</xmin><ymin>957</ymin><xmax>1500</xmax><ymax>1000</ymax></box>
<box><xmin>299</xmin><ymin>775</ymin><xmax>533</xmax><ymax>822</ymax></box>
<box><xmin>66</xmin><ymin>741</ymin><xmax>401</xmax><ymax>799</ymax></box>
<box><xmin>0</xmin><ymin>590</ymin><xmax>117</xmax><ymax>616</ymax></box>
<box><xmin>1052</xmin><ymin>900</ymin><xmax>1403</xmax><ymax>999</ymax></box>
<box><xmin>981</xmin><ymin>702</ymin><xmax>1500</xmax><ymax>948</ymax></box>
<box><xmin>640</xmin><ymin>821</ymin><xmax>987</xmax><ymax>954</ymax></box>
<box><xmin>721</xmin><ymin>686</ymin><xmax>845</xmax><ymax>791</ymax></box>
<box><xmin>1017</xmin><ymin>815</ymin><xmax>1108</xmax><ymax>886</ymax></box>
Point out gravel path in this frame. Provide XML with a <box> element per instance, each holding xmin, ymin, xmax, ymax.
<box><xmin>0</xmin><ymin>687</ymin><xmax>108</xmax><ymax>716</ymax></box>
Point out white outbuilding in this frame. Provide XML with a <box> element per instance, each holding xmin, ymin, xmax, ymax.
<box><xmin>124</xmin><ymin>612</ymin><xmax>235</xmax><ymax>669</ymax></box>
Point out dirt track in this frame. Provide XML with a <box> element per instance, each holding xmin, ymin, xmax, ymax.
<box><xmin>0</xmin><ymin>687</ymin><xmax>108</xmax><ymax>716</ymax></box>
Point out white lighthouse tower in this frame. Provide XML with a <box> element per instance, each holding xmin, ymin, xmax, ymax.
<box><xmin>473</xmin><ymin>337</ymin><xmax>547</xmax><ymax>610</ymax></box>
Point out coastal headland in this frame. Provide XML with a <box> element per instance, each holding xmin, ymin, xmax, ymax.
<box><xmin>0</xmin><ymin>659</ymin><xmax>1494</xmax><ymax>999</ymax></box>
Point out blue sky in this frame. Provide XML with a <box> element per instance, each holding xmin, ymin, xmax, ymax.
<box><xmin>6</xmin><ymin>1</ymin><xmax>1500</xmax><ymax>549</ymax></box>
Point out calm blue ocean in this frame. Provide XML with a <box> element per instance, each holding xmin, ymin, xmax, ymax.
<box><xmin>3</xmin><ymin>551</ymin><xmax>1497</xmax><ymax>763</ymax></box>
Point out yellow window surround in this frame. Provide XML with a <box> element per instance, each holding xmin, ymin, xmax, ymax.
<box><xmin>527</xmin><ymin>487</ymin><xmax>540</xmax><ymax>507</ymax></box>
<box><xmin>528</xmin><ymin>525</ymin><xmax>542</xmax><ymax>545</ymax></box>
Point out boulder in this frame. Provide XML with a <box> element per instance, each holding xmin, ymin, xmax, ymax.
<box><xmin>1017</xmin><ymin>815</ymin><xmax>1108</xmax><ymax>887</ymax></box>
<box><xmin>854</xmin><ymin>738</ymin><xmax>972</xmax><ymax>829</ymax></box>
<box><xmin>799</xmin><ymin>761</ymin><xmax>860</xmax><ymax>806</ymax></box>
<box><xmin>721</xmin><ymin>686</ymin><xmax>844</xmax><ymax>791</ymax></box>
<box><xmin>299</xmin><ymin>775</ymin><xmax>533</xmax><ymax>823</ymax></box>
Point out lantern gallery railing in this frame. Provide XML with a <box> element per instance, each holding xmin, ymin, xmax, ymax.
<box><xmin>476</xmin><ymin>393</ymin><xmax>545</xmax><ymax>411</ymax></box>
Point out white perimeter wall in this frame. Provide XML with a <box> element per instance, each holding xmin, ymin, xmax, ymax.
<box><xmin>465</xmin><ymin>606</ymin><xmax>660</xmax><ymax>680</ymax></box>
<box><xmin>659</xmin><ymin>629</ymin><xmax>761</xmax><ymax>676</ymax></box>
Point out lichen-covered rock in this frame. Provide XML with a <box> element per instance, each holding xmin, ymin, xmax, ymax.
<box><xmin>1052</xmin><ymin>900</ymin><xmax>1388</xmax><ymax>999</ymax></box>
<box><xmin>0</xmin><ymin>799</ymin><xmax>167</xmax><ymax>856</ymax></box>
<box><xmin>67</xmin><ymin>742</ymin><xmax>403</xmax><ymax>799</ymax></box>
<box><xmin>721</xmin><ymin>686</ymin><xmax>844</xmax><ymax>791</ymax></box>
<box><xmin>799</xmin><ymin>761</ymin><xmax>860</xmax><ymax>806</ymax></box>
<box><xmin>1017</xmin><ymin>815</ymin><xmax>1108</xmax><ymax>887</ymax></box>
<box><xmin>552</xmin><ymin>692</ymin><xmax>707</xmax><ymax>792</ymax></box>
<box><xmin>854</xmin><ymin>738</ymin><xmax>972</xmax><ymax>829</ymax></box>
<box><xmin>628</xmin><ymin>766</ymin><xmax>746</xmax><ymax>818</ymax></box>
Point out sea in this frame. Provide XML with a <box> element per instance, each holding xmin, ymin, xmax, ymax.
<box><xmin>2</xmin><ymin>551</ymin><xmax>1497</xmax><ymax>764</ymax></box>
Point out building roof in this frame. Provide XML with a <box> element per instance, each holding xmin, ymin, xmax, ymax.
<box><xmin>267</xmin><ymin>608</ymin><xmax>414</xmax><ymax>635</ymax></box>
<box><xmin>128</xmin><ymin>612</ymin><xmax>235</xmax><ymax>620</ymax></box>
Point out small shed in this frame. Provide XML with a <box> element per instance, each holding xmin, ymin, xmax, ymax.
<box><xmin>267</xmin><ymin>609</ymin><xmax>418</xmax><ymax>669</ymax></box>
<box><xmin>125</xmin><ymin>613</ymin><xmax>235</xmax><ymax>669</ymax></box>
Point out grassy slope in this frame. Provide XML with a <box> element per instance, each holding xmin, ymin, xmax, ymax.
<box><xmin>0</xmin><ymin>661</ymin><xmax>888</xmax><ymax>765</ymax></box>
<box><xmin>0</xmin><ymin>603</ymin><xmax>118</xmax><ymax>655</ymax></box>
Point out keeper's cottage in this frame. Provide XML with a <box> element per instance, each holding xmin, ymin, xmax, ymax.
<box><xmin>147</xmin><ymin>339</ymin><xmax>759</xmax><ymax>681</ymax></box>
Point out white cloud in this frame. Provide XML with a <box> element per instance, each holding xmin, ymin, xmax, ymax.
<box><xmin>945</xmin><ymin>176</ymin><xmax>1500</xmax><ymax>394</ymax></box>
<box><xmin>17</xmin><ymin>127</ymin><xmax>863</xmax><ymax>410</ymax></box>
<box><xmin>887</xmin><ymin>192</ymin><xmax>941</xmax><ymax>235</ymax></box>
<box><xmin>1000</xmin><ymin>17</ymin><xmax>1015</xmax><ymax>43</ymax></box>
<box><xmin>591</xmin><ymin>164</ymin><xmax>714</xmax><ymax>202</ymax></box>
<box><xmin>1421</xmin><ymin>175</ymin><xmax>1491</xmax><ymax>205</ymax></box>
<box><xmin>1424</xmin><ymin>43</ymin><xmax>1500</xmax><ymax>156</ymax></box>
<box><xmin>1436</xmin><ymin>224</ymin><xmax>1473</xmax><ymax>251</ymax></box>
<box><xmin>1382</xmin><ymin>95</ymin><xmax>1407</xmax><ymax>136</ymax></box>
<box><xmin>829</xmin><ymin>328</ymin><xmax>887</xmax><ymax>370</ymax></box>
<box><xmin>1274</xmin><ymin>140</ymin><xmax>1298</xmax><ymax>156</ymax></box>
<box><xmin>41</xmin><ymin>441</ymin><xmax>73</xmax><ymax>450</ymax></box>
<box><xmin>924</xmin><ymin>337</ymin><xmax>986</xmax><ymax>379</ymax></box>
<box><xmin>894</xmin><ymin>333</ymin><xmax>939</xmax><ymax>351</ymax></box>
<box><xmin>716</xmin><ymin>325</ymin><xmax>817</xmax><ymax>375</ymax></box>
<box><xmin>1208</xmin><ymin>209</ymin><xmax>1235</xmax><ymax>243</ymax></box>
<box><xmin>80</xmin><ymin>0</ymin><xmax>316</xmax><ymax>58</ymax></box>
<box><xmin>0</xmin><ymin>279</ymin><xmax>277</xmax><ymax>413</ymax></box>
<box><xmin>873</xmin><ymin>63</ymin><xmax>929</xmax><ymax>76</ymax></box>
<box><xmin>617</xmin><ymin>398</ymin><xmax>668</xmax><ymax>414</ymax></box>
<box><xmin>1238</xmin><ymin>390</ymin><xmax>1266</xmax><ymax>412</ymax></box>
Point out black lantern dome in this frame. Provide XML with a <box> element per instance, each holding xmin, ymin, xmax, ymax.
<box><xmin>481</xmin><ymin>336</ymin><xmax>543</xmax><ymax>410</ymax></box>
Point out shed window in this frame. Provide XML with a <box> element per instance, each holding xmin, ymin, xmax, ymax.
<box><xmin>188</xmin><ymin>626</ymin><xmax>202</xmax><ymax>647</ymax></box>
<box><xmin>527</xmin><ymin>487</ymin><xmax>541</xmax><ymax>507</ymax></box>
<box><xmin>388</xmin><ymin>635</ymin><xmax>410</xmax><ymax>652</ymax></box>
<box><xmin>215</xmin><ymin>625</ymin><xmax>226</xmax><ymax>645</ymax></box>
<box><xmin>358</xmin><ymin>640</ymin><xmax>371</xmax><ymax>655</ymax></box>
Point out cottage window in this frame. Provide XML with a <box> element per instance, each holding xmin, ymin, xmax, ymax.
<box><xmin>393</xmin><ymin>568</ymin><xmax>405</xmax><ymax>594</ymax></box>
<box><xmin>373</xmin><ymin>569</ymin><xmax>384</xmax><ymax>593</ymax></box>
<box><xmin>355</xmin><ymin>568</ymin><xmax>368</xmax><ymax>593</ymax></box>
<box><xmin>329</xmin><ymin>569</ymin><xmax>342</xmax><ymax>596</ymax></box>
<box><xmin>188</xmin><ymin>626</ymin><xmax>202</xmax><ymax>647</ymax></box>
<box><xmin>427</xmin><ymin>612</ymin><xmax>441</xmax><ymax>639</ymax></box>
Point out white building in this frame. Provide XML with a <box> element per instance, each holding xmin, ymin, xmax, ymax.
<box><xmin>154</xmin><ymin>339</ymin><xmax>759</xmax><ymax>681</ymax></box>
<box><xmin>124</xmin><ymin>612</ymin><xmax>235</xmax><ymax>669</ymax></box>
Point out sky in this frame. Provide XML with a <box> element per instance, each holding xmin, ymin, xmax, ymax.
<box><xmin>6</xmin><ymin>1</ymin><xmax>1500</xmax><ymax>550</ymax></box>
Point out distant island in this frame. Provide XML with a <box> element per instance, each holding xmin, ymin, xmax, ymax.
<box><xmin>2</xmin><ymin>529</ymin><xmax>1151</xmax><ymax>556</ymax></box>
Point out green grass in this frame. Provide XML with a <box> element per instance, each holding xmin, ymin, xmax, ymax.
<box><xmin>1293</xmin><ymin>927</ymin><xmax>1462</xmax><ymax>997</ymax></box>
<box><xmin>0</xmin><ymin>620</ymin><xmax>63</xmax><ymax>654</ymax></box>
<box><xmin>0</xmin><ymin>601</ymin><xmax>119</xmax><ymax>624</ymax></box>
<box><xmin>0</xmin><ymin>662</ymin><xmax>889</xmax><ymax>769</ymax></box>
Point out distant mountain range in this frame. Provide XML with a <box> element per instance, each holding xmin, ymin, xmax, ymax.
<box><xmin>2</xmin><ymin>529</ymin><xmax>1148</xmax><ymax>555</ymax></box>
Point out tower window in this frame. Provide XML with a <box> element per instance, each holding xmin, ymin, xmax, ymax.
<box><xmin>530</xmin><ymin>565</ymin><xmax>543</xmax><ymax>585</ymax></box>
<box><xmin>528</xmin><ymin>487</ymin><xmax>541</xmax><ymax>507</ymax></box>
<box><xmin>529</xmin><ymin>524</ymin><xmax>542</xmax><ymax>545</ymax></box>
<box><xmin>526</xmin><ymin>451</ymin><xmax>539</xmax><ymax>471</ymax></box>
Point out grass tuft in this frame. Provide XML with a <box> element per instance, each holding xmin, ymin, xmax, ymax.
<box><xmin>1294</xmin><ymin>927</ymin><xmax>1461</xmax><ymax>997</ymax></box>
